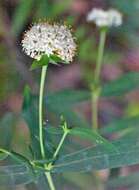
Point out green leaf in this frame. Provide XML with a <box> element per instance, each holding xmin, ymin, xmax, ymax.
<box><xmin>1</xmin><ymin>149</ymin><xmax>36</xmax><ymax>180</ymax></box>
<box><xmin>50</xmin><ymin>55</ymin><xmax>68</xmax><ymax>65</ymax></box>
<box><xmin>0</xmin><ymin>164</ymin><xmax>34</xmax><ymax>186</ymax></box>
<box><xmin>52</xmin><ymin>135</ymin><xmax>139</xmax><ymax>173</ymax></box>
<box><xmin>0</xmin><ymin>148</ymin><xmax>30</xmax><ymax>166</ymax></box>
<box><xmin>45</xmin><ymin>126</ymin><xmax>116</xmax><ymax>151</ymax></box>
<box><xmin>46</xmin><ymin>89</ymin><xmax>90</xmax><ymax>110</ymax></box>
<box><xmin>22</xmin><ymin>89</ymin><xmax>40</xmax><ymax>158</ymax></box>
<box><xmin>102</xmin><ymin>72</ymin><xmax>139</xmax><ymax>97</ymax></box>
<box><xmin>10</xmin><ymin>151</ymin><xmax>36</xmax><ymax>178</ymax></box>
<box><xmin>46</xmin><ymin>72</ymin><xmax>139</xmax><ymax>113</ymax></box>
<box><xmin>101</xmin><ymin>116</ymin><xmax>139</xmax><ymax>135</ymax></box>
<box><xmin>30</xmin><ymin>61</ymin><xmax>41</xmax><ymax>70</ymax></box>
<box><xmin>30</xmin><ymin>55</ymin><xmax>49</xmax><ymax>70</ymax></box>
<box><xmin>45</xmin><ymin>72</ymin><xmax>139</xmax><ymax>120</ymax></box>
<box><xmin>12</xmin><ymin>0</ymin><xmax>34</xmax><ymax>35</ymax></box>
<box><xmin>22</xmin><ymin>88</ymin><xmax>38</xmax><ymax>135</ymax></box>
<box><xmin>0</xmin><ymin>113</ymin><xmax>15</xmax><ymax>148</ymax></box>
<box><xmin>10</xmin><ymin>151</ymin><xmax>31</xmax><ymax>165</ymax></box>
<box><xmin>0</xmin><ymin>152</ymin><xmax>8</xmax><ymax>161</ymax></box>
<box><xmin>22</xmin><ymin>90</ymin><xmax>54</xmax><ymax>159</ymax></box>
<box><xmin>70</xmin><ymin>127</ymin><xmax>117</xmax><ymax>151</ymax></box>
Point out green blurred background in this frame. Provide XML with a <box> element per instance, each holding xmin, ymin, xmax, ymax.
<box><xmin>1</xmin><ymin>0</ymin><xmax>139</xmax><ymax>189</ymax></box>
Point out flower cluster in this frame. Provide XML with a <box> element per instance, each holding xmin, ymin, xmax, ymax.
<box><xmin>21</xmin><ymin>22</ymin><xmax>76</xmax><ymax>62</ymax></box>
<box><xmin>87</xmin><ymin>8</ymin><xmax>122</xmax><ymax>28</ymax></box>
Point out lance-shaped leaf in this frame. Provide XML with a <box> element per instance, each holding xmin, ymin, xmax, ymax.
<box><xmin>46</xmin><ymin>89</ymin><xmax>90</xmax><ymax>111</ymax></box>
<box><xmin>46</xmin><ymin>72</ymin><xmax>139</xmax><ymax>112</ymax></box>
<box><xmin>0</xmin><ymin>164</ymin><xmax>34</xmax><ymax>186</ymax></box>
<box><xmin>51</xmin><ymin>134</ymin><xmax>139</xmax><ymax>173</ymax></box>
<box><xmin>102</xmin><ymin>72</ymin><xmax>139</xmax><ymax>97</ymax></box>
<box><xmin>70</xmin><ymin>127</ymin><xmax>117</xmax><ymax>151</ymax></box>
<box><xmin>101</xmin><ymin>116</ymin><xmax>139</xmax><ymax>135</ymax></box>
<box><xmin>22</xmin><ymin>86</ymin><xmax>38</xmax><ymax>135</ymax></box>
<box><xmin>22</xmin><ymin>86</ymin><xmax>40</xmax><ymax>158</ymax></box>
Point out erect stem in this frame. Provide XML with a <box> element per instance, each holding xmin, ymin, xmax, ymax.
<box><xmin>91</xmin><ymin>91</ymin><xmax>99</xmax><ymax>131</ymax></box>
<box><xmin>39</xmin><ymin>65</ymin><xmax>48</xmax><ymax>159</ymax></box>
<box><xmin>94</xmin><ymin>29</ymin><xmax>106</xmax><ymax>84</ymax></box>
<box><xmin>45</xmin><ymin>129</ymin><xmax>69</xmax><ymax>190</ymax></box>
<box><xmin>45</xmin><ymin>172</ymin><xmax>56</xmax><ymax>190</ymax></box>
<box><xmin>92</xmin><ymin>29</ymin><xmax>107</xmax><ymax>131</ymax></box>
<box><xmin>39</xmin><ymin>65</ymin><xmax>56</xmax><ymax>190</ymax></box>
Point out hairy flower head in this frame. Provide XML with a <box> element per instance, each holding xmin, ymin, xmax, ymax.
<box><xmin>87</xmin><ymin>8</ymin><xmax>122</xmax><ymax>27</ymax></box>
<box><xmin>21</xmin><ymin>22</ymin><xmax>76</xmax><ymax>62</ymax></box>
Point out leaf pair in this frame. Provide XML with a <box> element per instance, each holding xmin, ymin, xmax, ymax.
<box><xmin>30</xmin><ymin>54</ymin><xmax>69</xmax><ymax>70</ymax></box>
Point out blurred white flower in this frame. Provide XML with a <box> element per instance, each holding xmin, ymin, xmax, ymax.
<box><xmin>87</xmin><ymin>8</ymin><xmax>122</xmax><ymax>27</ymax></box>
<box><xmin>21</xmin><ymin>22</ymin><xmax>76</xmax><ymax>62</ymax></box>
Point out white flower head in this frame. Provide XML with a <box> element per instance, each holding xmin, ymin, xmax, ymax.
<box><xmin>21</xmin><ymin>22</ymin><xmax>77</xmax><ymax>62</ymax></box>
<box><xmin>87</xmin><ymin>8</ymin><xmax>122</xmax><ymax>28</ymax></box>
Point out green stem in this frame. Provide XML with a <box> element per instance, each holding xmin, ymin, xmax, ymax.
<box><xmin>44</xmin><ymin>130</ymin><xmax>68</xmax><ymax>190</ymax></box>
<box><xmin>39</xmin><ymin>65</ymin><xmax>56</xmax><ymax>190</ymax></box>
<box><xmin>94</xmin><ymin>29</ymin><xmax>106</xmax><ymax>84</ymax></box>
<box><xmin>92</xmin><ymin>29</ymin><xmax>107</xmax><ymax>131</ymax></box>
<box><xmin>91</xmin><ymin>93</ymin><xmax>99</xmax><ymax>131</ymax></box>
<box><xmin>53</xmin><ymin>131</ymin><xmax>68</xmax><ymax>159</ymax></box>
<box><xmin>45</xmin><ymin>172</ymin><xmax>56</xmax><ymax>190</ymax></box>
<box><xmin>39</xmin><ymin>65</ymin><xmax>48</xmax><ymax>159</ymax></box>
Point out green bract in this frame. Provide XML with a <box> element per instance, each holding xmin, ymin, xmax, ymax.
<box><xmin>30</xmin><ymin>54</ymin><xmax>69</xmax><ymax>70</ymax></box>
